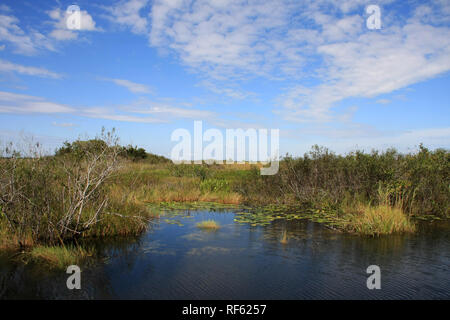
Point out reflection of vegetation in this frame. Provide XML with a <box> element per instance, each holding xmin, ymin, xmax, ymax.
<box><xmin>280</xmin><ymin>230</ymin><xmax>288</xmax><ymax>244</ymax></box>
<box><xmin>181</xmin><ymin>232</ymin><xmax>208</xmax><ymax>241</ymax></box>
<box><xmin>196</xmin><ymin>220</ymin><xmax>221</xmax><ymax>231</ymax></box>
<box><xmin>187</xmin><ymin>246</ymin><xmax>233</xmax><ymax>255</ymax></box>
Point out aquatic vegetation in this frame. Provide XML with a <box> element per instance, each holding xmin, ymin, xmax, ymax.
<box><xmin>163</xmin><ymin>219</ymin><xmax>184</xmax><ymax>226</ymax></box>
<box><xmin>149</xmin><ymin>201</ymin><xmax>242</xmax><ymax>213</ymax></box>
<box><xmin>233</xmin><ymin>205</ymin><xmax>341</xmax><ymax>228</ymax></box>
<box><xmin>28</xmin><ymin>245</ymin><xmax>94</xmax><ymax>270</ymax></box>
<box><xmin>196</xmin><ymin>220</ymin><xmax>221</xmax><ymax>230</ymax></box>
<box><xmin>342</xmin><ymin>204</ymin><xmax>416</xmax><ymax>236</ymax></box>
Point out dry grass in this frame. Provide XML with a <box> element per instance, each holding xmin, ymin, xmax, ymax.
<box><xmin>343</xmin><ymin>203</ymin><xmax>416</xmax><ymax>236</ymax></box>
<box><xmin>196</xmin><ymin>220</ymin><xmax>221</xmax><ymax>231</ymax></box>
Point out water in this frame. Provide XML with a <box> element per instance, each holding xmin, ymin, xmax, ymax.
<box><xmin>0</xmin><ymin>210</ymin><xmax>449</xmax><ymax>299</ymax></box>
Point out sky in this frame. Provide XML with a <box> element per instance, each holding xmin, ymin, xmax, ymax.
<box><xmin>0</xmin><ymin>0</ymin><xmax>449</xmax><ymax>158</ymax></box>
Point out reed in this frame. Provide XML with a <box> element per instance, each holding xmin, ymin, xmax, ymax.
<box><xmin>342</xmin><ymin>203</ymin><xmax>416</xmax><ymax>236</ymax></box>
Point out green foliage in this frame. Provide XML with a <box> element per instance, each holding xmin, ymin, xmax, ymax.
<box><xmin>55</xmin><ymin>139</ymin><xmax>109</xmax><ymax>158</ymax></box>
<box><xmin>118</xmin><ymin>145</ymin><xmax>170</xmax><ymax>163</ymax></box>
<box><xmin>241</xmin><ymin>145</ymin><xmax>450</xmax><ymax>218</ymax></box>
<box><xmin>29</xmin><ymin>244</ymin><xmax>94</xmax><ymax>269</ymax></box>
<box><xmin>145</xmin><ymin>153</ymin><xmax>171</xmax><ymax>164</ymax></box>
<box><xmin>121</xmin><ymin>145</ymin><xmax>147</xmax><ymax>161</ymax></box>
<box><xmin>170</xmin><ymin>163</ymin><xmax>211</xmax><ymax>180</ymax></box>
<box><xmin>200</xmin><ymin>179</ymin><xmax>230</xmax><ymax>193</ymax></box>
<box><xmin>0</xmin><ymin>130</ymin><xmax>150</xmax><ymax>246</ymax></box>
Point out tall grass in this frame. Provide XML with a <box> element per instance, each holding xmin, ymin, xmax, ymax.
<box><xmin>342</xmin><ymin>203</ymin><xmax>416</xmax><ymax>236</ymax></box>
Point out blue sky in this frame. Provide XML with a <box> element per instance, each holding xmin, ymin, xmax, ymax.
<box><xmin>0</xmin><ymin>0</ymin><xmax>449</xmax><ymax>158</ymax></box>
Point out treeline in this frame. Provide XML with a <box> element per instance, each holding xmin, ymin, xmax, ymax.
<box><xmin>239</xmin><ymin>145</ymin><xmax>449</xmax><ymax>217</ymax></box>
<box><xmin>56</xmin><ymin>140</ymin><xmax>170</xmax><ymax>164</ymax></box>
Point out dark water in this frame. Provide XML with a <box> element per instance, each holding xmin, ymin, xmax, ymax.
<box><xmin>0</xmin><ymin>210</ymin><xmax>449</xmax><ymax>299</ymax></box>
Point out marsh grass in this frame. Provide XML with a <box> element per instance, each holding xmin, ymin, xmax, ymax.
<box><xmin>29</xmin><ymin>244</ymin><xmax>94</xmax><ymax>269</ymax></box>
<box><xmin>196</xmin><ymin>220</ymin><xmax>221</xmax><ymax>231</ymax></box>
<box><xmin>343</xmin><ymin>203</ymin><xmax>416</xmax><ymax>236</ymax></box>
<box><xmin>0</xmin><ymin>138</ymin><xmax>448</xmax><ymax>256</ymax></box>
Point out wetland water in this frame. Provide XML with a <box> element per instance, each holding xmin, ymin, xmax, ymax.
<box><xmin>0</xmin><ymin>210</ymin><xmax>449</xmax><ymax>299</ymax></box>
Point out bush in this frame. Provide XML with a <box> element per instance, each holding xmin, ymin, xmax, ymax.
<box><xmin>0</xmin><ymin>129</ymin><xmax>124</xmax><ymax>245</ymax></box>
<box><xmin>121</xmin><ymin>145</ymin><xmax>147</xmax><ymax>161</ymax></box>
<box><xmin>241</xmin><ymin>145</ymin><xmax>449</xmax><ymax>217</ymax></box>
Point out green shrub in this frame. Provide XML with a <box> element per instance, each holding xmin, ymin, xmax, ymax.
<box><xmin>200</xmin><ymin>179</ymin><xmax>230</xmax><ymax>193</ymax></box>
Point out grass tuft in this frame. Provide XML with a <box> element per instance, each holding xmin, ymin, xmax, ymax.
<box><xmin>29</xmin><ymin>245</ymin><xmax>94</xmax><ymax>269</ymax></box>
<box><xmin>343</xmin><ymin>203</ymin><xmax>416</xmax><ymax>236</ymax></box>
<box><xmin>196</xmin><ymin>220</ymin><xmax>221</xmax><ymax>231</ymax></box>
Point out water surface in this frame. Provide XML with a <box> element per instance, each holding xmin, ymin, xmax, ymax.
<box><xmin>0</xmin><ymin>210</ymin><xmax>449</xmax><ymax>299</ymax></box>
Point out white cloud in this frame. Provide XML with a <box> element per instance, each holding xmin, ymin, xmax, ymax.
<box><xmin>376</xmin><ymin>99</ymin><xmax>391</xmax><ymax>105</ymax></box>
<box><xmin>82</xmin><ymin>107</ymin><xmax>165</xmax><ymax>123</ymax></box>
<box><xmin>119</xmin><ymin>98</ymin><xmax>215</xmax><ymax>119</ymax></box>
<box><xmin>279</xmin><ymin>21</ymin><xmax>450</xmax><ymax>122</ymax></box>
<box><xmin>0</xmin><ymin>14</ymin><xmax>55</xmax><ymax>55</ymax></box>
<box><xmin>0</xmin><ymin>6</ymin><xmax>101</xmax><ymax>54</ymax></box>
<box><xmin>149</xmin><ymin>0</ymin><xmax>303</xmax><ymax>80</ymax></box>
<box><xmin>283</xmin><ymin>123</ymin><xmax>450</xmax><ymax>155</ymax></box>
<box><xmin>47</xmin><ymin>8</ymin><xmax>101</xmax><ymax>41</ymax></box>
<box><xmin>52</xmin><ymin>122</ymin><xmax>75</xmax><ymax>127</ymax></box>
<box><xmin>199</xmin><ymin>80</ymin><xmax>254</xmax><ymax>100</ymax></box>
<box><xmin>0</xmin><ymin>59</ymin><xmax>61</xmax><ymax>78</ymax></box>
<box><xmin>101</xmin><ymin>77</ymin><xmax>153</xmax><ymax>94</ymax></box>
<box><xmin>324</xmin><ymin>127</ymin><xmax>450</xmax><ymax>154</ymax></box>
<box><xmin>0</xmin><ymin>90</ymin><xmax>214</xmax><ymax>124</ymax></box>
<box><xmin>105</xmin><ymin>0</ymin><xmax>149</xmax><ymax>34</ymax></box>
<box><xmin>148</xmin><ymin>0</ymin><xmax>450</xmax><ymax>124</ymax></box>
<box><xmin>0</xmin><ymin>91</ymin><xmax>74</xmax><ymax>114</ymax></box>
